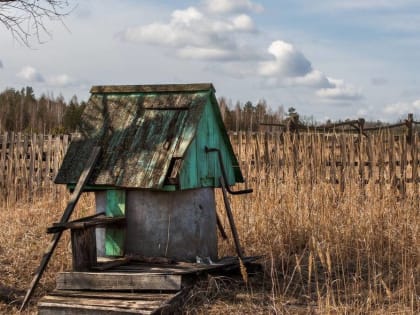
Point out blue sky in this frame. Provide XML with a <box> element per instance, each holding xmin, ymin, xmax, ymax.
<box><xmin>1</xmin><ymin>0</ymin><xmax>420</xmax><ymax>122</ymax></box>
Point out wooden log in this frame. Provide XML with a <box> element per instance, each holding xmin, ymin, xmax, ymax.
<box><xmin>48</xmin><ymin>215</ymin><xmax>125</xmax><ymax>234</ymax></box>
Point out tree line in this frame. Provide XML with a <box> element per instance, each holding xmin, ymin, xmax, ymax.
<box><xmin>0</xmin><ymin>86</ymin><xmax>400</xmax><ymax>134</ymax></box>
<box><xmin>218</xmin><ymin>97</ymin><xmax>285</xmax><ymax>131</ymax></box>
<box><xmin>0</xmin><ymin>87</ymin><xmax>288</xmax><ymax>134</ymax></box>
<box><xmin>0</xmin><ymin>87</ymin><xmax>85</xmax><ymax>133</ymax></box>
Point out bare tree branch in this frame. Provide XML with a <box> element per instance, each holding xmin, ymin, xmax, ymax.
<box><xmin>0</xmin><ymin>0</ymin><xmax>71</xmax><ymax>46</ymax></box>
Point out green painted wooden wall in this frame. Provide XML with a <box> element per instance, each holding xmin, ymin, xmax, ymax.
<box><xmin>105</xmin><ymin>190</ymin><xmax>126</xmax><ymax>256</ymax></box>
<box><xmin>179</xmin><ymin>98</ymin><xmax>237</xmax><ymax>190</ymax></box>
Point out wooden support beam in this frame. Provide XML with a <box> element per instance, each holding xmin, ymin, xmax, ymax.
<box><xmin>20</xmin><ymin>146</ymin><xmax>102</xmax><ymax>310</ymax></box>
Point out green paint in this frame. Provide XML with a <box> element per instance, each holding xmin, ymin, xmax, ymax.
<box><xmin>162</xmin><ymin>185</ymin><xmax>177</xmax><ymax>191</ymax></box>
<box><xmin>57</xmin><ymin>86</ymin><xmax>243</xmax><ymax>191</ymax></box>
<box><xmin>105</xmin><ymin>190</ymin><xmax>125</xmax><ymax>256</ymax></box>
<box><xmin>179</xmin><ymin>98</ymin><xmax>238</xmax><ymax>189</ymax></box>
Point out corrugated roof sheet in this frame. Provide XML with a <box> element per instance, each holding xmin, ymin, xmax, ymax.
<box><xmin>55</xmin><ymin>87</ymin><xmax>210</xmax><ymax>189</ymax></box>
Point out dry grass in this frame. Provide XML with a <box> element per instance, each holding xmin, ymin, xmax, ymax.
<box><xmin>211</xmin><ymin>180</ymin><xmax>419</xmax><ymax>314</ymax></box>
<box><xmin>0</xmin><ymin>192</ymin><xmax>95</xmax><ymax>314</ymax></box>
<box><xmin>0</xmin><ymin>131</ymin><xmax>419</xmax><ymax>314</ymax></box>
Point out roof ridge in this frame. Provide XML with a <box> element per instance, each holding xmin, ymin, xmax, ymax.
<box><xmin>90</xmin><ymin>83</ymin><xmax>215</xmax><ymax>94</ymax></box>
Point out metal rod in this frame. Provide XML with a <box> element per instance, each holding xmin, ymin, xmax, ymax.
<box><xmin>205</xmin><ymin>146</ymin><xmax>253</xmax><ymax>195</ymax></box>
<box><xmin>220</xmin><ymin>176</ymin><xmax>244</xmax><ymax>259</ymax></box>
<box><xmin>216</xmin><ymin>211</ymin><xmax>228</xmax><ymax>240</ymax></box>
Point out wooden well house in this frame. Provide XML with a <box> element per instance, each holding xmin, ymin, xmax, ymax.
<box><xmin>29</xmin><ymin>83</ymin><xmax>255</xmax><ymax>314</ymax></box>
<box><xmin>55</xmin><ymin>82</ymin><xmax>244</xmax><ymax>262</ymax></box>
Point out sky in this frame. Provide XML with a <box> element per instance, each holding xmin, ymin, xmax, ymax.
<box><xmin>1</xmin><ymin>0</ymin><xmax>420</xmax><ymax>122</ymax></box>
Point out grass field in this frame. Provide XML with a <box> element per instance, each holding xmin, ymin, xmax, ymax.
<box><xmin>0</xmin><ymin>131</ymin><xmax>419</xmax><ymax>314</ymax></box>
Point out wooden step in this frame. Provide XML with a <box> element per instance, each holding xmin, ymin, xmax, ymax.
<box><xmin>38</xmin><ymin>290</ymin><xmax>184</xmax><ymax>315</ymax></box>
<box><xmin>56</xmin><ymin>272</ymin><xmax>182</xmax><ymax>291</ymax></box>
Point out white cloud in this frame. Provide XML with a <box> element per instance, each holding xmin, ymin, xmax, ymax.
<box><xmin>259</xmin><ymin>41</ymin><xmax>312</xmax><ymax>77</ymax></box>
<box><xmin>232</xmin><ymin>14</ymin><xmax>255</xmax><ymax>31</ymax></box>
<box><xmin>17</xmin><ymin>66</ymin><xmax>44</xmax><ymax>82</ymax></box>
<box><xmin>121</xmin><ymin>6</ymin><xmax>258</xmax><ymax>61</ymax></box>
<box><xmin>316</xmin><ymin>78</ymin><xmax>363</xmax><ymax>100</ymax></box>
<box><xmin>383</xmin><ymin>99</ymin><xmax>420</xmax><ymax>116</ymax></box>
<box><xmin>172</xmin><ymin>7</ymin><xmax>203</xmax><ymax>26</ymax></box>
<box><xmin>47</xmin><ymin>74</ymin><xmax>73</xmax><ymax>87</ymax></box>
<box><xmin>120</xmin><ymin>3</ymin><xmax>361</xmax><ymax>103</ymax></box>
<box><xmin>16</xmin><ymin>66</ymin><xmax>74</xmax><ymax>87</ymax></box>
<box><xmin>287</xmin><ymin>70</ymin><xmax>332</xmax><ymax>87</ymax></box>
<box><xmin>258</xmin><ymin>40</ymin><xmax>333</xmax><ymax>88</ymax></box>
<box><xmin>0</xmin><ymin>60</ymin><xmax>2</xmax><ymax>68</ymax></box>
<box><xmin>177</xmin><ymin>47</ymin><xmax>235</xmax><ymax>61</ymax></box>
<box><xmin>204</xmin><ymin>0</ymin><xmax>263</xmax><ymax>14</ymax></box>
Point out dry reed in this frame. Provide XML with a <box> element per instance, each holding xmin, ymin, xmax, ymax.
<box><xmin>0</xmin><ymin>130</ymin><xmax>418</xmax><ymax>314</ymax></box>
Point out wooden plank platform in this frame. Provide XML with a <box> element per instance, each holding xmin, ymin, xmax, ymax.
<box><xmin>38</xmin><ymin>290</ymin><xmax>185</xmax><ymax>315</ymax></box>
<box><xmin>56</xmin><ymin>272</ymin><xmax>182</xmax><ymax>291</ymax></box>
<box><xmin>38</xmin><ymin>256</ymin><xmax>261</xmax><ymax>314</ymax></box>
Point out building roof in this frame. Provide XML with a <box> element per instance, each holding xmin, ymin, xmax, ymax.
<box><xmin>55</xmin><ymin>83</ymin><xmax>242</xmax><ymax>189</ymax></box>
<box><xmin>90</xmin><ymin>83</ymin><xmax>215</xmax><ymax>94</ymax></box>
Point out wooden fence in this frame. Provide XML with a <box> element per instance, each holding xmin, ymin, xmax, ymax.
<box><xmin>0</xmin><ymin>132</ymin><xmax>70</xmax><ymax>207</ymax></box>
<box><xmin>231</xmin><ymin>130</ymin><xmax>420</xmax><ymax>198</ymax></box>
<box><xmin>0</xmin><ymin>129</ymin><xmax>418</xmax><ymax>207</ymax></box>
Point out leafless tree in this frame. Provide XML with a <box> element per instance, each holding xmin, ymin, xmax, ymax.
<box><xmin>0</xmin><ymin>0</ymin><xmax>71</xmax><ymax>45</ymax></box>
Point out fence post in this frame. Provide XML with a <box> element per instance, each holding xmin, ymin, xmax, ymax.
<box><xmin>406</xmin><ymin>113</ymin><xmax>413</xmax><ymax>145</ymax></box>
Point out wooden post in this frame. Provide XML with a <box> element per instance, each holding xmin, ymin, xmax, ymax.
<box><xmin>366</xmin><ymin>135</ymin><xmax>373</xmax><ymax>180</ymax></box>
<box><xmin>406</xmin><ymin>113</ymin><xmax>413</xmax><ymax>145</ymax></box>
<box><xmin>358</xmin><ymin>119</ymin><xmax>365</xmax><ymax>190</ymax></box>
<box><xmin>330</xmin><ymin>134</ymin><xmax>336</xmax><ymax>184</ymax></box>
<box><xmin>339</xmin><ymin>135</ymin><xmax>346</xmax><ymax>192</ymax></box>
<box><xmin>400</xmin><ymin>135</ymin><xmax>407</xmax><ymax>198</ymax></box>
<box><xmin>389</xmin><ymin>133</ymin><xmax>396</xmax><ymax>189</ymax></box>
<box><xmin>71</xmin><ymin>227</ymin><xmax>97</xmax><ymax>271</ymax></box>
<box><xmin>378</xmin><ymin>132</ymin><xmax>385</xmax><ymax>198</ymax></box>
<box><xmin>8</xmin><ymin>132</ymin><xmax>15</xmax><ymax>205</ymax></box>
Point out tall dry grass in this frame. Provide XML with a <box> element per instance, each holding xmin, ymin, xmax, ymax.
<box><xmin>214</xmin><ymin>131</ymin><xmax>419</xmax><ymax>314</ymax></box>
<box><xmin>0</xmin><ymin>192</ymin><xmax>95</xmax><ymax>314</ymax></box>
<box><xmin>0</xmin><ymin>130</ymin><xmax>418</xmax><ymax>314</ymax></box>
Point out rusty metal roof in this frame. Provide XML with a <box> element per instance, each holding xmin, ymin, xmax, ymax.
<box><xmin>55</xmin><ymin>84</ymin><xmax>222</xmax><ymax>189</ymax></box>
